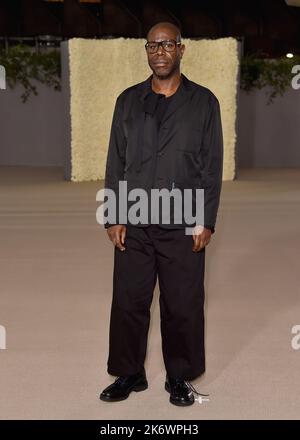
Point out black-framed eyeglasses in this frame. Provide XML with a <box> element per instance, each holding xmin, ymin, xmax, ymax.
<box><xmin>145</xmin><ymin>39</ymin><xmax>181</xmax><ymax>54</ymax></box>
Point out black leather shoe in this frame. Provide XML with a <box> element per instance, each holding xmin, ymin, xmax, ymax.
<box><xmin>165</xmin><ymin>374</ymin><xmax>210</xmax><ymax>407</ymax></box>
<box><xmin>99</xmin><ymin>367</ymin><xmax>148</xmax><ymax>402</ymax></box>
<box><xmin>165</xmin><ymin>374</ymin><xmax>194</xmax><ymax>406</ymax></box>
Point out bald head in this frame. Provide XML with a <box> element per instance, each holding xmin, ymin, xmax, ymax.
<box><xmin>146</xmin><ymin>22</ymin><xmax>182</xmax><ymax>43</ymax></box>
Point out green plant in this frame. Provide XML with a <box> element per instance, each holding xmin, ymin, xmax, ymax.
<box><xmin>240</xmin><ymin>54</ymin><xmax>300</xmax><ymax>104</ymax></box>
<box><xmin>0</xmin><ymin>44</ymin><xmax>61</xmax><ymax>102</ymax></box>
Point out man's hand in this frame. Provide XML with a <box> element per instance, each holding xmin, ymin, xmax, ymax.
<box><xmin>106</xmin><ymin>225</ymin><xmax>126</xmax><ymax>251</ymax></box>
<box><xmin>192</xmin><ymin>225</ymin><xmax>212</xmax><ymax>252</ymax></box>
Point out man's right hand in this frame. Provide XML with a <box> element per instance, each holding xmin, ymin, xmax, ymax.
<box><xmin>106</xmin><ymin>225</ymin><xmax>126</xmax><ymax>251</ymax></box>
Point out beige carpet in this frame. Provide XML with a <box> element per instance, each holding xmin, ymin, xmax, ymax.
<box><xmin>0</xmin><ymin>166</ymin><xmax>299</xmax><ymax>420</ymax></box>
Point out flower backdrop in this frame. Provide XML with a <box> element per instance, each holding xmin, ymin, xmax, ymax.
<box><xmin>68</xmin><ymin>37</ymin><xmax>239</xmax><ymax>182</ymax></box>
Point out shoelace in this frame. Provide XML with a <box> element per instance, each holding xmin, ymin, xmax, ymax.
<box><xmin>170</xmin><ymin>378</ymin><xmax>209</xmax><ymax>397</ymax></box>
<box><xmin>184</xmin><ymin>381</ymin><xmax>209</xmax><ymax>397</ymax></box>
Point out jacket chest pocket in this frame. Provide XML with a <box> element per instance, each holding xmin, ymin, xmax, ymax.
<box><xmin>176</xmin><ymin>120</ymin><xmax>203</xmax><ymax>153</ymax></box>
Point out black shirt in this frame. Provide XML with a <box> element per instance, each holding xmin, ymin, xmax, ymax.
<box><xmin>150</xmin><ymin>89</ymin><xmax>177</xmax><ymax>128</ymax></box>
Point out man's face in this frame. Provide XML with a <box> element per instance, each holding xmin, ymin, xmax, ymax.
<box><xmin>146</xmin><ymin>27</ymin><xmax>185</xmax><ymax>79</ymax></box>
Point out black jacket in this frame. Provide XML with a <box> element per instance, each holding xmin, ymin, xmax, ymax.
<box><xmin>104</xmin><ymin>72</ymin><xmax>224</xmax><ymax>233</ymax></box>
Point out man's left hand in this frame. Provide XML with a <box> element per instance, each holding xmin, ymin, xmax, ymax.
<box><xmin>192</xmin><ymin>225</ymin><xmax>212</xmax><ymax>252</ymax></box>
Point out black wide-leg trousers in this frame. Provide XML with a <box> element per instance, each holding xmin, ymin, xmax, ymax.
<box><xmin>106</xmin><ymin>224</ymin><xmax>206</xmax><ymax>381</ymax></box>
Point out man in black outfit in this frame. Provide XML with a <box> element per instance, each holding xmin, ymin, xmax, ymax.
<box><xmin>100</xmin><ymin>21</ymin><xmax>223</xmax><ymax>406</ymax></box>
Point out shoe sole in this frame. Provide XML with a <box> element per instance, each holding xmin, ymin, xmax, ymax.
<box><xmin>165</xmin><ymin>381</ymin><xmax>194</xmax><ymax>406</ymax></box>
<box><xmin>99</xmin><ymin>382</ymin><xmax>148</xmax><ymax>402</ymax></box>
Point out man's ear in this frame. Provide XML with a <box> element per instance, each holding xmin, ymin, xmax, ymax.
<box><xmin>180</xmin><ymin>43</ymin><xmax>185</xmax><ymax>58</ymax></box>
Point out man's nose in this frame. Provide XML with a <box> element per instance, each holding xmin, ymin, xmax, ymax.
<box><xmin>157</xmin><ymin>43</ymin><xmax>164</xmax><ymax>54</ymax></box>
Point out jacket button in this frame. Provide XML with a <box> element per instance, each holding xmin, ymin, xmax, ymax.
<box><xmin>157</xmin><ymin>151</ymin><xmax>163</xmax><ymax>156</ymax></box>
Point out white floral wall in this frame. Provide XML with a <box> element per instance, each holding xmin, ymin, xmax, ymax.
<box><xmin>68</xmin><ymin>37</ymin><xmax>239</xmax><ymax>182</ymax></box>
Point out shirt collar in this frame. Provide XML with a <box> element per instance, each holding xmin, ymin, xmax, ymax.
<box><xmin>142</xmin><ymin>74</ymin><xmax>183</xmax><ymax>115</ymax></box>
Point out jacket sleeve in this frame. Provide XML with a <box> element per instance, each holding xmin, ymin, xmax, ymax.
<box><xmin>201</xmin><ymin>94</ymin><xmax>224</xmax><ymax>234</ymax></box>
<box><xmin>103</xmin><ymin>95</ymin><xmax>127</xmax><ymax>229</ymax></box>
